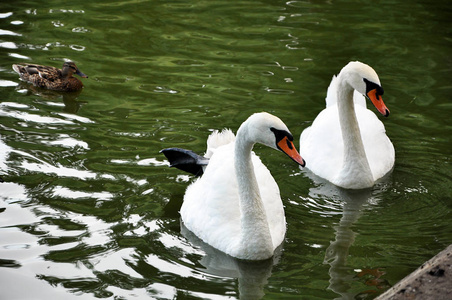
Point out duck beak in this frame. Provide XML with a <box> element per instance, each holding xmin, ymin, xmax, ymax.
<box><xmin>76</xmin><ymin>69</ymin><xmax>88</xmax><ymax>78</ymax></box>
<box><xmin>277</xmin><ymin>137</ymin><xmax>306</xmax><ymax>167</ymax></box>
<box><xmin>367</xmin><ymin>89</ymin><xmax>389</xmax><ymax>117</ymax></box>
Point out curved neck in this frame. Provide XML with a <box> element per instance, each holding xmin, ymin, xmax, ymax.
<box><xmin>336</xmin><ymin>77</ymin><xmax>373</xmax><ymax>188</ymax></box>
<box><xmin>234</xmin><ymin>125</ymin><xmax>273</xmax><ymax>259</ymax></box>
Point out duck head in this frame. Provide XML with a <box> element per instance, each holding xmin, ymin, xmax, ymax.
<box><xmin>62</xmin><ymin>61</ymin><xmax>88</xmax><ymax>78</ymax></box>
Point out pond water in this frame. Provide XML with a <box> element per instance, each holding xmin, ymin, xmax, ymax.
<box><xmin>0</xmin><ymin>0</ymin><xmax>451</xmax><ymax>299</ymax></box>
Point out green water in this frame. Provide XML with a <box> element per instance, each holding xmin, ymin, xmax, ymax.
<box><xmin>1</xmin><ymin>0</ymin><xmax>451</xmax><ymax>299</ymax></box>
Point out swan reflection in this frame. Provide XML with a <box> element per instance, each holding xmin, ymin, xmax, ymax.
<box><xmin>305</xmin><ymin>172</ymin><xmax>391</xmax><ymax>299</ymax></box>
<box><xmin>181</xmin><ymin>221</ymin><xmax>279</xmax><ymax>300</ymax></box>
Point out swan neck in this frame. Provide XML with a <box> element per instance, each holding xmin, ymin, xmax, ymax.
<box><xmin>336</xmin><ymin>78</ymin><xmax>373</xmax><ymax>187</ymax></box>
<box><xmin>234</xmin><ymin>125</ymin><xmax>273</xmax><ymax>259</ymax></box>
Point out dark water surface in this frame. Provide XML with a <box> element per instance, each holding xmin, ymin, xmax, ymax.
<box><xmin>1</xmin><ymin>0</ymin><xmax>451</xmax><ymax>299</ymax></box>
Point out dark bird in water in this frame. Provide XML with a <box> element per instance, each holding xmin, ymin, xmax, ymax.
<box><xmin>12</xmin><ymin>61</ymin><xmax>88</xmax><ymax>92</ymax></box>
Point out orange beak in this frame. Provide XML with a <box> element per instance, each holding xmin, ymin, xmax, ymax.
<box><xmin>277</xmin><ymin>136</ymin><xmax>306</xmax><ymax>167</ymax></box>
<box><xmin>367</xmin><ymin>89</ymin><xmax>389</xmax><ymax>117</ymax></box>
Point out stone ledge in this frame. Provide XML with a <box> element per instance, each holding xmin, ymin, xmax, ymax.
<box><xmin>376</xmin><ymin>244</ymin><xmax>452</xmax><ymax>300</ymax></box>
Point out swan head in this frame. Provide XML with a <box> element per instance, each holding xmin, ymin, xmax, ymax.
<box><xmin>241</xmin><ymin>112</ymin><xmax>306</xmax><ymax>166</ymax></box>
<box><xmin>341</xmin><ymin>61</ymin><xmax>390</xmax><ymax>117</ymax></box>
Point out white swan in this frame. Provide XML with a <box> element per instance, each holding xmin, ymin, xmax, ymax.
<box><xmin>300</xmin><ymin>61</ymin><xmax>394</xmax><ymax>189</ymax></box>
<box><xmin>161</xmin><ymin>112</ymin><xmax>305</xmax><ymax>260</ymax></box>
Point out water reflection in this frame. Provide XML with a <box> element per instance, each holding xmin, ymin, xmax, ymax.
<box><xmin>304</xmin><ymin>172</ymin><xmax>391</xmax><ymax>299</ymax></box>
<box><xmin>324</xmin><ymin>188</ymin><xmax>370</xmax><ymax>299</ymax></box>
<box><xmin>16</xmin><ymin>82</ymin><xmax>85</xmax><ymax>114</ymax></box>
<box><xmin>181</xmin><ymin>222</ymin><xmax>278</xmax><ymax>300</ymax></box>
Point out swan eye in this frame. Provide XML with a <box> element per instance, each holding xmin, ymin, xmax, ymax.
<box><xmin>270</xmin><ymin>127</ymin><xmax>293</xmax><ymax>143</ymax></box>
<box><xmin>363</xmin><ymin>78</ymin><xmax>384</xmax><ymax>99</ymax></box>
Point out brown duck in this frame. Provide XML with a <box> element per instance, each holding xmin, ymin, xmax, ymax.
<box><xmin>12</xmin><ymin>61</ymin><xmax>88</xmax><ymax>92</ymax></box>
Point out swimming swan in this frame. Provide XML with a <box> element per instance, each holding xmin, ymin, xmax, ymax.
<box><xmin>161</xmin><ymin>112</ymin><xmax>305</xmax><ymax>260</ymax></box>
<box><xmin>300</xmin><ymin>61</ymin><xmax>394</xmax><ymax>189</ymax></box>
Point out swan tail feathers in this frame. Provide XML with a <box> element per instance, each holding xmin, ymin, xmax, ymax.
<box><xmin>160</xmin><ymin>148</ymin><xmax>209</xmax><ymax>176</ymax></box>
<box><xmin>205</xmin><ymin>129</ymin><xmax>235</xmax><ymax>158</ymax></box>
<box><xmin>325</xmin><ymin>75</ymin><xmax>338</xmax><ymax>107</ymax></box>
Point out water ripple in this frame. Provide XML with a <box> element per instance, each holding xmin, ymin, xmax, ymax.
<box><xmin>0</xmin><ymin>109</ymin><xmax>74</xmax><ymax>125</ymax></box>
<box><xmin>52</xmin><ymin>186</ymin><xmax>113</xmax><ymax>200</ymax></box>
<box><xmin>0</xmin><ymin>29</ymin><xmax>21</xmax><ymax>36</ymax></box>
<box><xmin>20</xmin><ymin>160</ymin><xmax>96</xmax><ymax>180</ymax></box>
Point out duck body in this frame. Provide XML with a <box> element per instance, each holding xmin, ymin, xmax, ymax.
<box><xmin>12</xmin><ymin>61</ymin><xmax>87</xmax><ymax>92</ymax></box>
<box><xmin>162</xmin><ymin>113</ymin><xmax>305</xmax><ymax>260</ymax></box>
<box><xmin>300</xmin><ymin>62</ymin><xmax>394</xmax><ymax>189</ymax></box>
